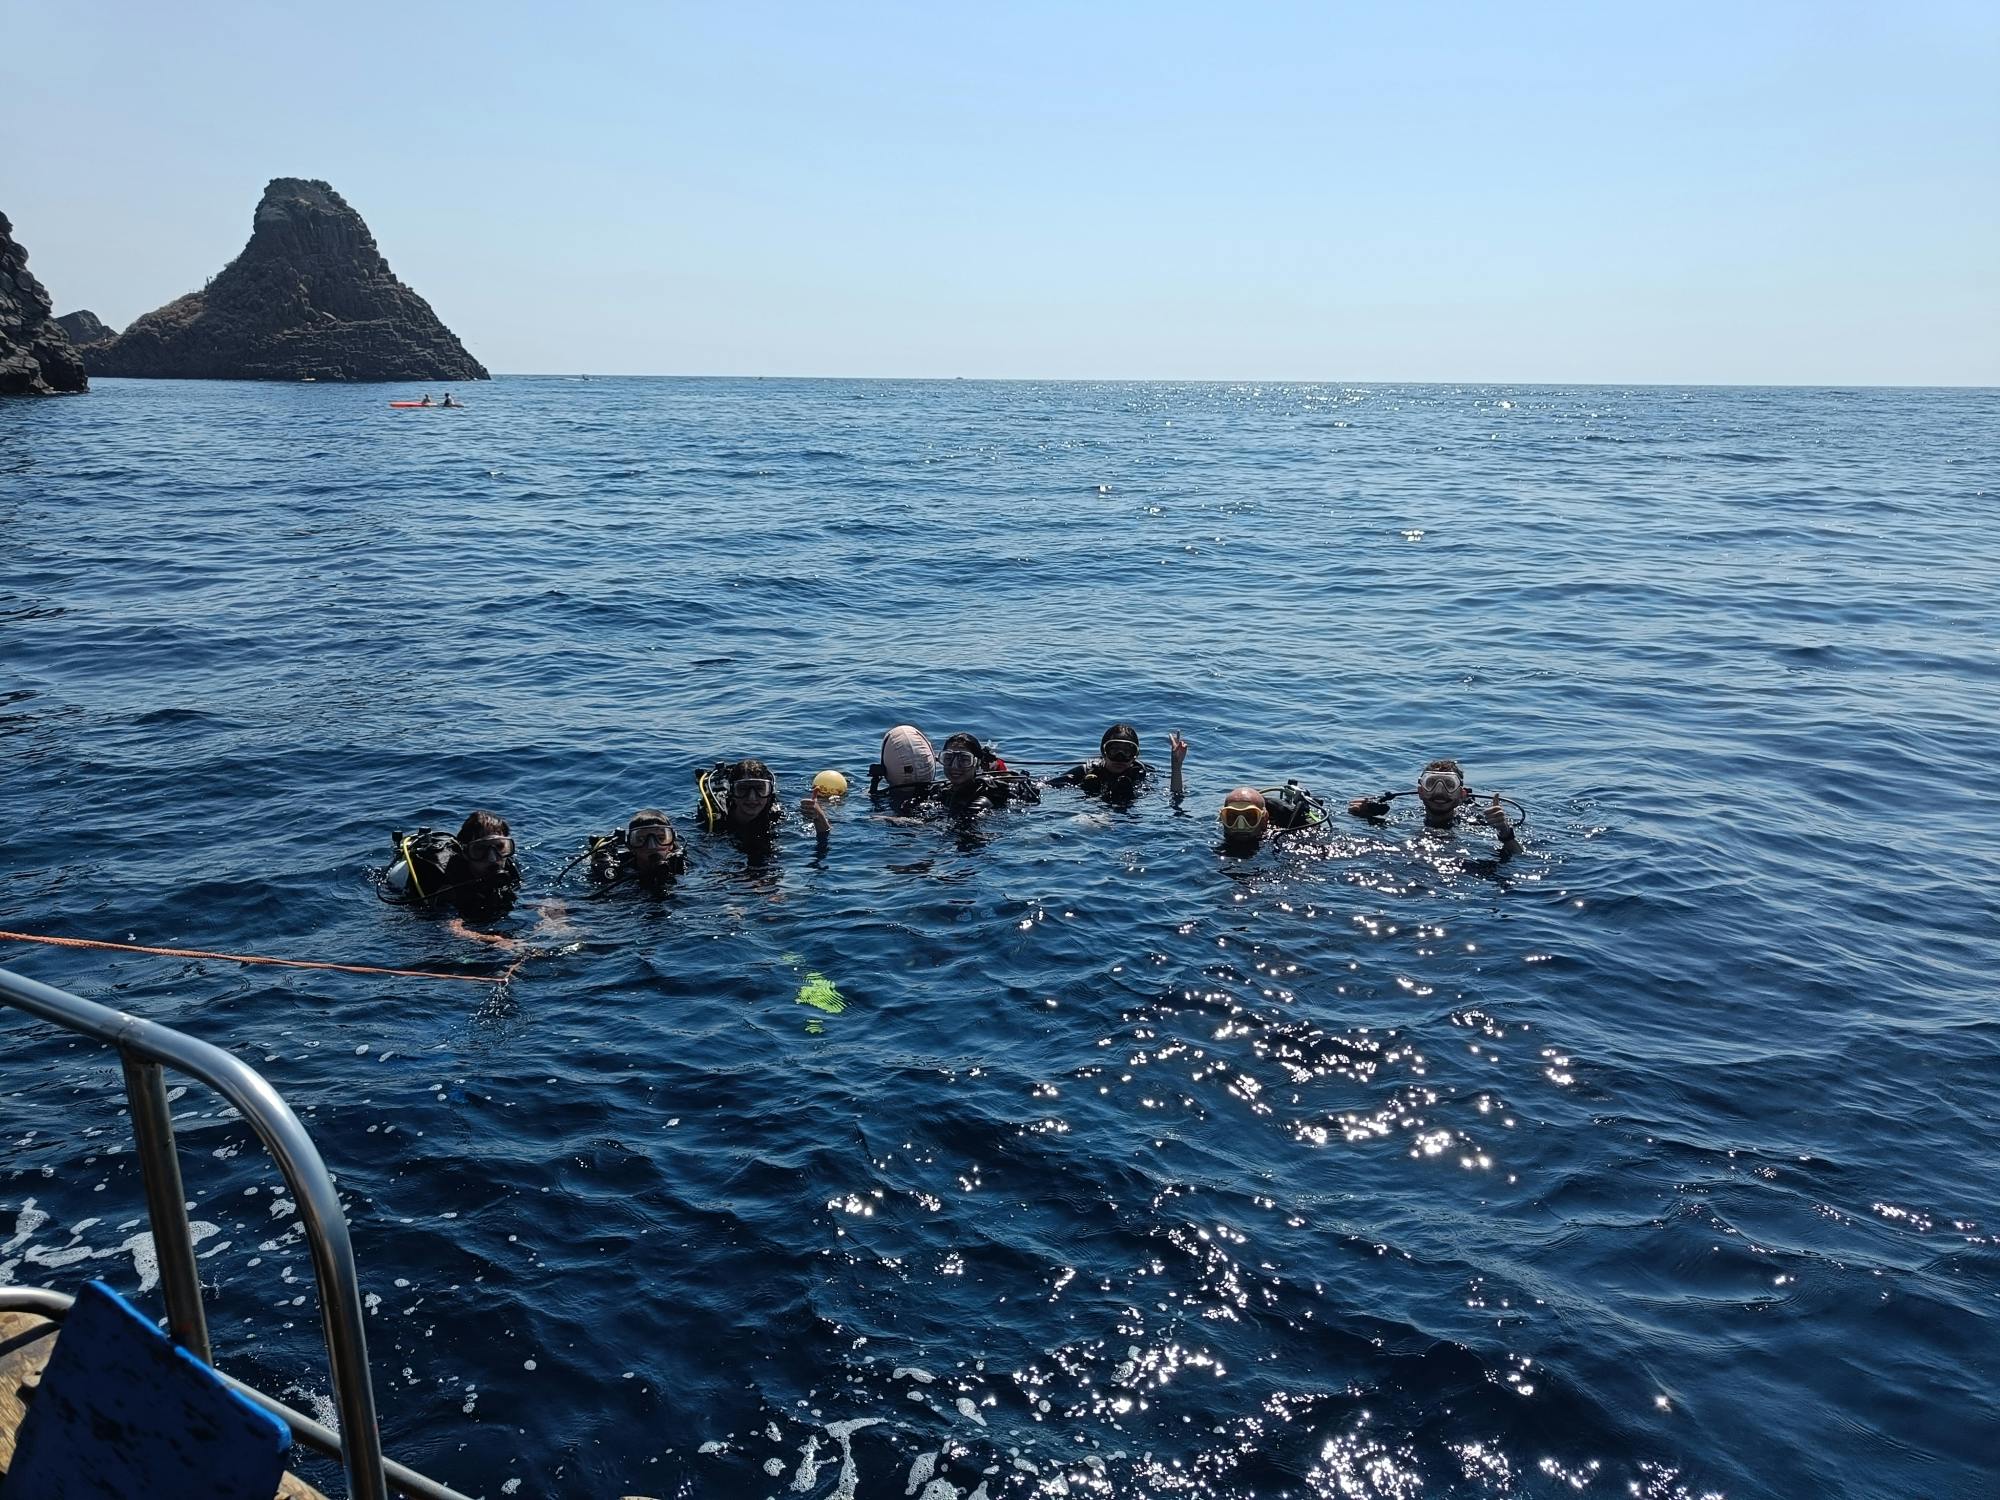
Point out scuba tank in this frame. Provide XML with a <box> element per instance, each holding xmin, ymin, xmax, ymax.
<box><xmin>386</xmin><ymin>829</ymin><xmax>460</xmax><ymax>903</ymax></box>
<box><xmin>696</xmin><ymin>763</ymin><xmax>730</xmax><ymax>832</ymax></box>
<box><xmin>1261</xmin><ymin>781</ymin><xmax>1328</xmax><ymax>832</ymax></box>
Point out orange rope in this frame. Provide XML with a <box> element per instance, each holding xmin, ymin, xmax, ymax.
<box><xmin>0</xmin><ymin>929</ymin><xmax>510</xmax><ymax>986</ymax></box>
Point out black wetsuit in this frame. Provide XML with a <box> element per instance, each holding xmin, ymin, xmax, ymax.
<box><xmin>387</xmin><ymin>831</ymin><xmax>520</xmax><ymax>918</ymax></box>
<box><xmin>1430</xmin><ymin>810</ymin><xmax>1519</xmax><ymax>858</ymax></box>
<box><xmin>1352</xmin><ymin>796</ymin><xmax>1519</xmax><ymax>860</ymax></box>
<box><xmin>586</xmin><ymin>831</ymin><xmax>684</xmax><ymax>893</ymax></box>
<box><xmin>936</xmin><ymin>772</ymin><xmax>1041</xmax><ymax>814</ymax></box>
<box><xmin>1046</xmin><ymin>758</ymin><xmax>1151</xmax><ymax>801</ymax></box>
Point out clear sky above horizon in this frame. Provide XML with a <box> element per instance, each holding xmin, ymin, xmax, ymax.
<box><xmin>5</xmin><ymin>2</ymin><xmax>1996</xmax><ymax>383</ymax></box>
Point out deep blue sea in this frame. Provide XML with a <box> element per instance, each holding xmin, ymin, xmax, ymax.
<box><xmin>2</xmin><ymin>377</ymin><xmax>1997</xmax><ymax>1499</ymax></box>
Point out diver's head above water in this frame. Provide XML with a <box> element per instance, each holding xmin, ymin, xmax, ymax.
<box><xmin>1099</xmin><ymin>722</ymin><xmax>1141</xmax><ymax>776</ymax></box>
<box><xmin>1218</xmin><ymin>786</ymin><xmax>1270</xmax><ymax>851</ymax></box>
<box><xmin>624</xmin><ymin>808</ymin><xmax>682</xmax><ymax>874</ymax></box>
<box><xmin>455</xmin><ymin>810</ymin><xmax>517</xmax><ymax>883</ymax></box>
<box><xmin>940</xmin><ymin>732</ymin><xmax>984</xmax><ymax>787</ymax></box>
<box><xmin>1416</xmin><ymin>760</ymin><xmax>1469</xmax><ymax>827</ymax></box>
<box><xmin>725</xmin><ymin>758</ymin><xmax>777</xmax><ymax>830</ymax></box>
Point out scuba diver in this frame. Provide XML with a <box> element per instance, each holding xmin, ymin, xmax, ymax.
<box><xmin>1046</xmin><ymin>723</ymin><xmax>1188</xmax><ymax>805</ymax></box>
<box><xmin>571</xmin><ymin>808</ymin><xmax>687</xmax><ymax>893</ymax></box>
<box><xmin>384</xmin><ymin>809</ymin><xmax>524</xmax><ymax>933</ymax></box>
<box><xmin>698</xmin><ymin>757</ymin><xmax>831</xmax><ymax>845</ymax></box>
<box><xmin>868</xmin><ymin>724</ymin><xmax>937</xmax><ymax>814</ymax></box>
<box><xmin>933</xmin><ymin>732</ymin><xmax>1040</xmax><ymax>814</ymax></box>
<box><xmin>1216</xmin><ymin>780</ymin><xmax>1331</xmax><ymax>855</ymax></box>
<box><xmin>1347</xmin><ymin>759</ymin><xmax>1522</xmax><ymax>857</ymax></box>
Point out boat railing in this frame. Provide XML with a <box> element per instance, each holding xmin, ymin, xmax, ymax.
<box><xmin>0</xmin><ymin>963</ymin><xmax>471</xmax><ymax>1500</ymax></box>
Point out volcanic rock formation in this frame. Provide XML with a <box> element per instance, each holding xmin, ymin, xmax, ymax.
<box><xmin>0</xmin><ymin>212</ymin><xmax>88</xmax><ymax>395</ymax></box>
<box><xmin>54</xmin><ymin>309</ymin><xmax>116</xmax><ymax>350</ymax></box>
<box><xmin>89</xmin><ymin>178</ymin><xmax>487</xmax><ymax>382</ymax></box>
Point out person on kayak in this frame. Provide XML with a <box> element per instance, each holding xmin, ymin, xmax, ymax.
<box><xmin>440</xmin><ymin>393</ymin><xmax>460</xmax><ymax>408</ymax></box>
<box><xmin>417</xmin><ymin>394</ymin><xmax>433</xmax><ymax>406</ymax></box>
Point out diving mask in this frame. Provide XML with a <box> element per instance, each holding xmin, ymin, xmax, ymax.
<box><xmin>1418</xmin><ymin>769</ymin><xmax>1465</xmax><ymax>804</ymax></box>
<box><xmin>1102</xmin><ymin>738</ymin><xmax>1140</xmax><ymax>765</ymax></box>
<box><xmin>732</xmin><ymin>777</ymin><xmax>774</xmax><ymax>802</ymax></box>
<box><xmin>1219</xmin><ymin>800</ymin><xmax>1268</xmax><ymax>834</ymax></box>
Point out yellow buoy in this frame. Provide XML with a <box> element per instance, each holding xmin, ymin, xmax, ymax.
<box><xmin>812</xmin><ymin>769</ymin><xmax>849</xmax><ymax>799</ymax></box>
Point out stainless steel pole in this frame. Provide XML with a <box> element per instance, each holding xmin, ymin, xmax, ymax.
<box><xmin>121</xmin><ymin>1053</ymin><xmax>211</xmax><ymax>1363</ymax></box>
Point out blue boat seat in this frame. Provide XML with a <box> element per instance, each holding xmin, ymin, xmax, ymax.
<box><xmin>6</xmin><ymin>1279</ymin><xmax>290</xmax><ymax>1499</ymax></box>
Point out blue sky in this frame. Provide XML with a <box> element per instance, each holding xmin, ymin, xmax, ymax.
<box><xmin>6</xmin><ymin>2</ymin><xmax>1996</xmax><ymax>382</ymax></box>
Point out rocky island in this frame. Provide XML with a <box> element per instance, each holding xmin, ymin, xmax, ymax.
<box><xmin>84</xmin><ymin>177</ymin><xmax>487</xmax><ymax>383</ymax></box>
<box><xmin>54</xmin><ymin>309</ymin><xmax>116</xmax><ymax>352</ymax></box>
<box><xmin>1</xmin><ymin>212</ymin><xmax>88</xmax><ymax>395</ymax></box>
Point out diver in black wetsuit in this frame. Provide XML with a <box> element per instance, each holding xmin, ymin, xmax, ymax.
<box><xmin>580</xmin><ymin>809</ymin><xmax>687</xmax><ymax>892</ymax></box>
<box><xmin>1348</xmin><ymin>759</ymin><xmax>1521</xmax><ymax>858</ymax></box>
<box><xmin>933</xmin><ymin>732</ymin><xmax>1040</xmax><ymax>814</ymax></box>
<box><xmin>384</xmin><ymin>809</ymin><xmax>527</xmax><ymax>938</ymax></box>
<box><xmin>1046</xmin><ymin>723</ymin><xmax>1188</xmax><ymax>806</ymax></box>
<box><xmin>698</xmin><ymin>758</ymin><xmax>831</xmax><ymax>846</ymax></box>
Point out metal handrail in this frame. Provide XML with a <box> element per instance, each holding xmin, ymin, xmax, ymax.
<box><xmin>0</xmin><ymin>964</ymin><xmax>468</xmax><ymax>1500</ymax></box>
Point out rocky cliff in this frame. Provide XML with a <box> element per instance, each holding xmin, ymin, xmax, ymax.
<box><xmin>54</xmin><ymin>309</ymin><xmax>116</xmax><ymax>350</ymax></box>
<box><xmin>89</xmin><ymin>178</ymin><xmax>488</xmax><ymax>382</ymax></box>
<box><xmin>1</xmin><ymin>212</ymin><xmax>88</xmax><ymax>395</ymax></box>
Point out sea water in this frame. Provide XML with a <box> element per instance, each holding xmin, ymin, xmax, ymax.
<box><xmin>1</xmin><ymin>378</ymin><xmax>1996</xmax><ymax>1498</ymax></box>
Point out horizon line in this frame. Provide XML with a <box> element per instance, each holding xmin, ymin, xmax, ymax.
<box><xmin>478</xmin><ymin>373</ymin><xmax>1999</xmax><ymax>392</ymax></box>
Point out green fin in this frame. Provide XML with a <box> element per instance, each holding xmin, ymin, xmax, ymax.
<box><xmin>795</xmin><ymin>972</ymin><xmax>846</xmax><ymax>1014</ymax></box>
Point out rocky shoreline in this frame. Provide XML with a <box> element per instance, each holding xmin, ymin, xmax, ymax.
<box><xmin>0</xmin><ymin>213</ymin><xmax>87</xmax><ymax>396</ymax></box>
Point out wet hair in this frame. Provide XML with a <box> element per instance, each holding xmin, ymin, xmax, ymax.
<box><xmin>942</xmin><ymin>732</ymin><xmax>985</xmax><ymax>760</ymax></box>
<box><xmin>456</xmin><ymin>809</ymin><xmax>510</xmax><ymax>844</ymax></box>
<box><xmin>1421</xmin><ymin>759</ymin><xmax>1464</xmax><ymax>781</ymax></box>
<box><xmin>1100</xmin><ymin>722</ymin><xmax>1140</xmax><ymax>755</ymax></box>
